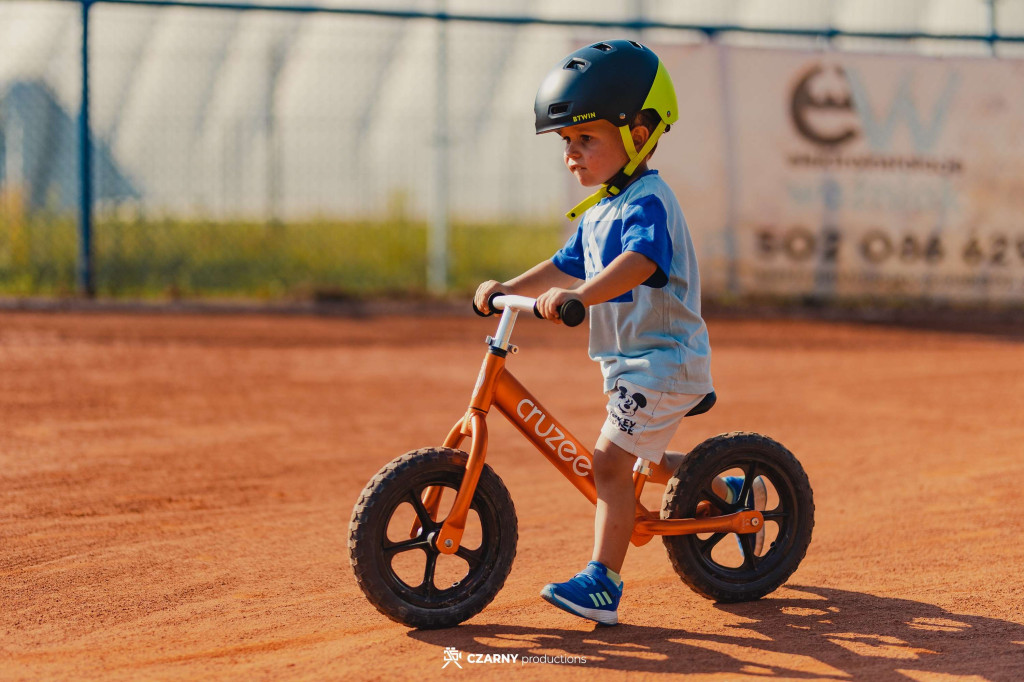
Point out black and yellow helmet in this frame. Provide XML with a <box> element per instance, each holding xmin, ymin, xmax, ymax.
<box><xmin>534</xmin><ymin>40</ymin><xmax>679</xmax><ymax>220</ymax></box>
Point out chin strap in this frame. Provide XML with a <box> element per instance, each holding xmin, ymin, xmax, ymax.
<box><xmin>565</xmin><ymin>119</ymin><xmax>669</xmax><ymax>220</ymax></box>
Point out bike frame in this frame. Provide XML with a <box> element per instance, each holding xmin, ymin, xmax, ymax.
<box><xmin>426</xmin><ymin>296</ymin><xmax>762</xmax><ymax>555</ymax></box>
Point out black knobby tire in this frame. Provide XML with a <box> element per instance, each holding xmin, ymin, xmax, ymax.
<box><xmin>661</xmin><ymin>432</ymin><xmax>814</xmax><ymax>603</ymax></box>
<box><xmin>349</xmin><ymin>447</ymin><xmax>517</xmax><ymax>629</ymax></box>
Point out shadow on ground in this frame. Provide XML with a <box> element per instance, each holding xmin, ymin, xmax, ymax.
<box><xmin>410</xmin><ymin>586</ymin><xmax>1024</xmax><ymax>680</ymax></box>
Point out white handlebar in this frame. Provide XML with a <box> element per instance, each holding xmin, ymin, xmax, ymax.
<box><xmin>490</xmin><ymin>294</ymin><xmax>538</xmax><ymax>313</ymax></box>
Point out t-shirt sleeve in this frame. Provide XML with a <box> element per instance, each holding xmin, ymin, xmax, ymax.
<box><xmin>621</xmin><ymin>195</ymin><xmax>673</xmax><ymax>288</ymax></box>
<box><xmin>551</xmin><ymin>224</ymin><xmax>587</xmax><ymax>280</ymax></box>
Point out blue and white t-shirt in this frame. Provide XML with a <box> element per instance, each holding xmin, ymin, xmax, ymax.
<box><xmin>552</xmin><ymin>170</ymin><xmax>713</xmax><ymax>395</ymax></box>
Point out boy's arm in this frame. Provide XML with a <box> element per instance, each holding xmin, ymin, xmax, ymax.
<box><xmin>536</xmin><ymin>251</ymin><xmax>656</xmax><ymax>322</ymax></box>
<box><xmin>475</xmin><ymin>260</ymin><xmax>580</xmax><ymax>314</ymax></box>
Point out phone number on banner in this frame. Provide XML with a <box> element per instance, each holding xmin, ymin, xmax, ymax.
<box><xmin>754</xmin><ymin>227</ymin><xmax>1024</xmax><ymax>268</ymax></box>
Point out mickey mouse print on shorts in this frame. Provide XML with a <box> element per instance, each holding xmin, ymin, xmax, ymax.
<box><xmin>600</xmin><ymin>379</ymin><xmax>706</xmax><ymax>464</ymax></box>
<box><xmin>610</xmin><ymin>385</ymin><xmax>648</xmax><ymax>435</ymax></box>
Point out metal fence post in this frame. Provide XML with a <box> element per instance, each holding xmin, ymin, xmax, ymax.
<box><xmin>428</xmin><ymin>3</ymin><xmax>449</xmax><ymax>296</ymax></box>
<box><xmin>712</xmin><ymin>33</ymin><xmax>740</xmax><ymax>298</ymax></box>
<box><xmin>988</xmin><ymin>0</ymin><xmax>998</xmax><ymax>56</ymax></box>
<box><xmin>78</xmin><ymin>0</ymin><xmax>95</xmax><ymax>297</ymax></box>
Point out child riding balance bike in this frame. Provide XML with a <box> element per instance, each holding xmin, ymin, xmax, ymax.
<box><xmin>349</xmin><ymin>40</ymin><xmax>814</xmax><ymax>629</ymax></box>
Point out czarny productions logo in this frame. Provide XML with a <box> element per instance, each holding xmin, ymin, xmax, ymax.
<box><xmin>442</xmin><ymin>646</ymin><xmax>587</xmax><ymax>669</ymax></box>
<box><xmin>787</xmin><ymin>62</ymin><xmax>962</xmax><ymax>174</ymax></box>
<box><xmin>442</xmin><ymin>647</ymin><xmax>463</xmax><ymax>669</ymax></box>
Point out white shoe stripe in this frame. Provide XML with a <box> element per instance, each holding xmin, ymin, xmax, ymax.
<box><xmin>589</xmin><ymin>594</ymin><xmax>601</xmax><ymax>607</ymax></box>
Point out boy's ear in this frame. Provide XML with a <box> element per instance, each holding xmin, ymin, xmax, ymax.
<box><xmin>630</xmin><ymin>125</ymin><xmax>651</xmax><ymax>153</ymax></box>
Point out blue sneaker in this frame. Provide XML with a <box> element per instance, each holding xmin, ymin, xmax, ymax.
<box><xmin>715</xmin><ymin>475</ymin><xmax>768</xmax><ymax>556</ymax></box>
<box><xmin>540</xmin><ymin>561</ymin><xmax>622</xmax><ymax>625</ymax></box>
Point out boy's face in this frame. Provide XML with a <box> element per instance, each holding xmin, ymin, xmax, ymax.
<box><xmin>559</xmin><ymin>120</ymin><xmax>631</xmax><ymax>187</ymax></box>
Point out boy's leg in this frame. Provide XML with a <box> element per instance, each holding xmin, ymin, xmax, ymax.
<box><xmin>591</xmin><ymin>435</ymin><xmax>640</xmax><ymax>573</ymax></box>
<box><xmin>649</xmin><ymin>450</ymin><xmax>686</xmax><ymax>485</ymax></box>
<box><xmin>540</xmin><ymin>381</ymin><xmax>703</xmax><ymax>625</ymax></box>
<box><xmin>538</xmin><ymin>437</ymin><xmax>633</xmax><ymax>626</ymax></box>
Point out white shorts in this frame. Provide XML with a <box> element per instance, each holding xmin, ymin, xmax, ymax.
<box><xmin>600</xmin><ymin>378</ymin><xmax>705</xmax><ymax>464</ymax></box>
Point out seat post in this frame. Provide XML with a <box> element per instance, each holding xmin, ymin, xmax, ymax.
<box><xmin>632</xmin><ymin>457</ymin><xmax>652</xmax><ymax>498</ymax></box>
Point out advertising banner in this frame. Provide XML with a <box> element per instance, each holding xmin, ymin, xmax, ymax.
<box><xmin>658</xmin><ymin>45</ymin><xmax>1024</xmax><ymax>303</ymax></box>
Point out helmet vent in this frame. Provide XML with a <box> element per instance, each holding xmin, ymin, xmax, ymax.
<box><xmin>548</xmin><ymin>103</ymin><xmax>571</xmax><ymax>117</ymax></box>
<box><xmin>591</xmin><ymin>42</ymin><xmax>614</xmax><ymax>52</ymax></box>
<box><xmin>628</xmin><ymin>40</ymin><xmax>644</xmax><ymax>49</ymax></box>
<box><xmin>564</xmin><ymin>58</ymin><xmax>589</xmax><ymax>72</ymax></box>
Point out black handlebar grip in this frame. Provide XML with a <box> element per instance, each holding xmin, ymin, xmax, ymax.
<box><xmin>559</xmin><ymin>299</ymin><xmax>586</xmax><ymax>327</ymax></box>
<box><xmin>487</xmin><ymin>292</ymin><xmax>503</xmax><ymax>315</ymax></box>
<box><xmin>473</xmin><ymin>292</ymin><xmax>503</xmax><ymax>317</ymax></box>
<box><xmin>533</xmin><ymin>298</ymin><xmax>586</xmax><ymax>326</ymax></box>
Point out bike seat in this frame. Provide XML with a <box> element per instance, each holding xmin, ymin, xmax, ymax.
<box><xmin>684</xmin><ymin>391</ymin><xmax>716</xmax><ymax>417</ymax></box>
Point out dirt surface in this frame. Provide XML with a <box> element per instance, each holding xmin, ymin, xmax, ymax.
<box><xmin>2</xmin><ymin>310</ymin><xmax>1023</xmax><ymax>681</ymax></box>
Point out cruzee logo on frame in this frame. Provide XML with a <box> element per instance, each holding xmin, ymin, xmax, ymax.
<box><xmin>516</xmin><ymin>399</ymin><xmax>592</xmax><ymax>477</ymax></box>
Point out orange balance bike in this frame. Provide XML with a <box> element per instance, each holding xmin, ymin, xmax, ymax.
<box><xmin>349</xmin><ymin>295</ymin><xmax>814</xmax><ymax>629</ymax></box>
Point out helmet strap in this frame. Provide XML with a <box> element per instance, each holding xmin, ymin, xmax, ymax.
<box><xmin>564</xmin><ymin>119</ymin><xmax>669</xmax><ymax>221</ymax></box>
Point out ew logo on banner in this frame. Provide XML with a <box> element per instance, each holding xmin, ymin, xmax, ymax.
<box><xmin>790</xmin><ymin>62</ymin><xmax>959</xmax><ymax>156</ymax></box>
<box><xmin>787</xmin><ymin>61</ymin><xmax>964</xmax><ymax>179</ymax></box>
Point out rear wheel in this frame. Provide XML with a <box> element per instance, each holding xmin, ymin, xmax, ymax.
<box><xmin>661</xmin><ymin>432</ymin><xmax>814</xmax><ymax>602</ymax></box>
<box><xmin>349</xmin><ymin>447</ymin><xmax>517</xmax><ymax>629</ymax></box>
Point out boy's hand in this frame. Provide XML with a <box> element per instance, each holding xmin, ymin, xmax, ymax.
<box><xmin>536</xmin><ymin>287</ymin><xmax>579</xmax><ymax>324</ymax></box>
<box><xmin>474</xmin><ymin>280</ymin><xmax>509</xmax><ymax>315</ymax></box>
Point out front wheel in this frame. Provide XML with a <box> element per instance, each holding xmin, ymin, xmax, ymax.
<box><xmin>661</xmin><ymin>432</ymin><xmax>814</xmax><ymax>603</ymax></box>
<box><xmin>349</xmin><ymin>447</ymin><xmax>517</xmax><ymax>629</ymax></box>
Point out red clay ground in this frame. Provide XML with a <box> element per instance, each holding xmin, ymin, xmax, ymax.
<box><xmin>2</xmin><ymin>309</ymin><xmax>1023</xmax><ymax>681</ymax></box>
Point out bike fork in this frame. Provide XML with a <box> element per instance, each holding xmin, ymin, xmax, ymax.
<box><xmin>410</xmin><ymin>410</ymin><xmax>488</xmax><ymax>555</ymax></box>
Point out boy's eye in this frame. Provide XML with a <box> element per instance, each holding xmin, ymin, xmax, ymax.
<box><xmin>580</xmin><ymin>135</ymin><xmax>591</xmax><ymax>142</ymax></box>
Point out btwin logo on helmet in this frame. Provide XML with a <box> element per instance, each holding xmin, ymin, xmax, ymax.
<box><xmin>516</xmin><ymin>399</ymin><xmax>592</xmax><ymax>477</ymax></box>
<box><xmin>573</xmin><ymin>112</ymin><xmax>597</xmax><ymax>123</ymax></box>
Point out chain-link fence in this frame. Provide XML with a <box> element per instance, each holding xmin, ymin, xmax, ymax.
<box><xmin>1</xmin><ymin>0</ymin><xmax>1021</xmax><ymax>300</ymax></box>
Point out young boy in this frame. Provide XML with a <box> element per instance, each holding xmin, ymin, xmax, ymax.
<box><xmin>474</xmin><ymin>40</ymin><xmax>713</xmax><ymax>626</ymax></box>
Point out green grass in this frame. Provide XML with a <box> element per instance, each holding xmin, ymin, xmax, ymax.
<box><xmin>0</xmin><ymin>209</ymin><xmax>565</xmax><ymax>300</ymax></box>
